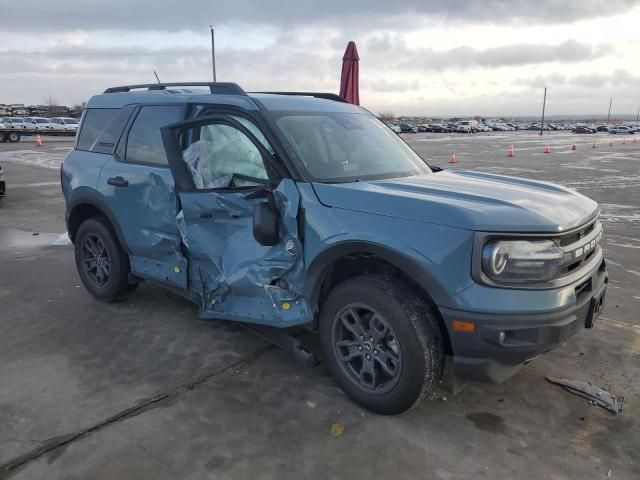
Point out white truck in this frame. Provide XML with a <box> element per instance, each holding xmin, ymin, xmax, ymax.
<box><xmin>455</xmin><ymin>119</ymin><xmax>478</xmax><ymax>133</ymax></box>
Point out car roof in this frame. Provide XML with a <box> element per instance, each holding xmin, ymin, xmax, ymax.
<box><xmin>86</xmin><ymin>84</ymin><xmax>364</xmax><ymax>114</ymax></box>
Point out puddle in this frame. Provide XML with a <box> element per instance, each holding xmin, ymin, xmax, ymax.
<box><xmin>0</xmin><ymin>229</ymin><xmax>70</xmax><ymax>251</ymax></box>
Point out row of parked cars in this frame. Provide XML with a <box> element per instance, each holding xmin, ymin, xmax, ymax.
<box><xmin>0</xmin><ymin>116</ymin><xmax>79</xmax><ymax>131</ymax></box>
<box><xmin>390</xmin><ymin>120</ymin><xmax>640</xmax><ymax>135</ymax></box>
<box><xmin>572</xmin><ymin>124</ymin><xmax>639</xmax><ymax>134</ymax></box>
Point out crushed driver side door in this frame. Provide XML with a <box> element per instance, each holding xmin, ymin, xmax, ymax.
<box><xmin>161</xmin><ymin>114</ymin><xmax>311</xmax><ymax>327</ymax></box>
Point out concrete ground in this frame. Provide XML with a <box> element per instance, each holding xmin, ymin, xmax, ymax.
<box><xmin>0</xmin><ymin>132</ymin><xmax>638</xmax><ymax>479</ymax></box>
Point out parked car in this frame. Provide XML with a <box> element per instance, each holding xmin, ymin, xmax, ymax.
<box><xmin>62</xmin><ymin>82</ymin><xmax>608</xmax><ymax>415</ymax></box>
<box><xmin>1</xmin><ymin>117</ymin><xmax>24</xmax><ymax>128</ymax></box>
<box><xmin>428</xmin><ymin>124</ymin><xmax>451</xmax><ymax>133</ymax></box>
<box><xmin>595</xmin><ymin>125</ymin><xmax>608</xmax><ymax>132</ymax></box>
<box><xmin>417</xmin><ymin>125</ymin><xmax>429</xmax><ymax>132</ymax></box>
<box><xmin>388</xmin><ymin>124</ymin><xmax>401</xmax><ymax>134</ymax></box>
<box><xmin>609</xmin><ymin>125</ymin><xmax>633</xmax><ymax>134</ymax></box>
<box><xmin>573</xmin><ymin>126</ymin><xmax>594</xmax><ymax>134</ymax></box>
<box><xmin>0</xmin><ymin>163</ymin><xmax>4</xmax><ymax>199</ymax></box>
<box><xmin>399</xmin><ymin>123</ymin><xmax>417</xmax><ymax>133</ymax></box>
<box><xmin>22</xmin><ymin>117</ymin><xmax>52</xmax><ymax>130</ymax></box>
<box><xmin>50</xmin><ymin>117</ymin><xmax>80</xmax><ymax>131</ymax></box>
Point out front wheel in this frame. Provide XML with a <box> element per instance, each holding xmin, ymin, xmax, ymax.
<box><xmin>320</xmin><ymin>275</ymin><xmax>444</xmax><ymax>415</ymax></box>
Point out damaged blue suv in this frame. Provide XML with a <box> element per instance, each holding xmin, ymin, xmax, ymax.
<box><xmin>62</xmin><ymin>82</ymin><xmax>608</xmax><ymax>414</ymax></box>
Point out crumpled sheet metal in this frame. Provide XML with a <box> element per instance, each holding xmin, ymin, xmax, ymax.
<box><xmin>134</xmin><ymin>171</ymin><xmax>184</xmax><ymax>259</ymax></box>
<box><xmin>546</xmin><ymin>376</ymin><xmax>624</xmax><ymax>414</ymax></box>
<box><xmin>176</xmin><ymin>179</ymin><xmax>309</xmax><ymax>326</ymax></box>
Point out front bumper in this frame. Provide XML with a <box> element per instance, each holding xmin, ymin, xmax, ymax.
<box><xmin>440</xmin><ymin>258</ymin><xmax>608</xmax><ymax>383</ymax></box>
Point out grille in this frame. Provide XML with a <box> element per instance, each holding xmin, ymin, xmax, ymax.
<box><xmin>557</xmin><ymin>222</ymin><xmax>595</xmax><ymax>247</ymax></box>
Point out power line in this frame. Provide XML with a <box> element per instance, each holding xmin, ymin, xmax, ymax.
<box><xmin>1</xmin><ymin>50</ymin><xmax>209</xmax><ymax>56</ymax></box>
<box><xmin>2</xmin><ymin>6</ymin><xmax>130</xmax><ymax>21</ymax></box>
<box><xmin>2</xmin><ymin>7</ymin><xmax>301</xmax><ymax>53</ymax></box>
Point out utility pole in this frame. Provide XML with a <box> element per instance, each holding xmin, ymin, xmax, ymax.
<box><xmin>636</xmin><ymin>104</ymin><xmax>639</xmax><ymax>123</ymax></box>
<box><xmin>210</xmin><ymin>25</ymin><xmax>217</xmax><ymax>82</ymax></box>
<box><xmin>539</xmin><ymin>86</ymin><xmax>547</xmax><ymax>136</ymax></box>
<box><xmin>606</xmin><ymin>97</ymin><xmax>612</xmax><ymax>125</ymax></box>
<box><xmin>153</xmin><ymin>70</ymin><xmax>161</xmax><ymax>84</ymax></box>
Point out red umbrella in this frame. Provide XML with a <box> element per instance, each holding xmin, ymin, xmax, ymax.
<box><xmin>339</xmin><ymin>41</ymin><xmax>360</xmax><ymax>105</ymax></box>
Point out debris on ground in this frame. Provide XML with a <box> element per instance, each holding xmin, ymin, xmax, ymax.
<box><xmin>330</xmin><ymin>423</ymin><xmax>345</xmax><ymax>437</ymax></box>
<box><xmin>546</xmin><ymin>376</ymin><xmax>624</xmax><ymax>414</ymax></box>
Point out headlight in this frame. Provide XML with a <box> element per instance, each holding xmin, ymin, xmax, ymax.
<box><xmin>482</xmin><ymin>239</ymin><xmax>564</xmax><ymax>283</ymax></box>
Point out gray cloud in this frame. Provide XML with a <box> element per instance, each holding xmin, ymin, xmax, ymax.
<box><xmin>0</xmin><ymin>0</ymin><xmax>638</xmax><ymax>33</ymax></box>
<box><xmin>390</xmin><ymin>40</ymin><xmax>612</xmax><ymax>70</ymax></box>
<box><xmin>515</xmin><ymin>69</ymin><xmax>639</xmax><ymax>90</ymax></box>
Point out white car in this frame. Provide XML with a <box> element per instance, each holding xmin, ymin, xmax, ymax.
<box><xmin>388</xmin><ymin>124</ymin><xmax>401</xmax><ymax>133</ymax></box>
<box><xmin>609</xmin><ymin>125</ymin><xmax>633</xmax><ymax>134</ymax></box>
<box><xmin>1</xmin><ymin>117</ymin><xmax>25</xmax><ymax>128</ymax></box>
<box><xmin>22</xmin><ymin>117</ymin><xmax>52</xmax><ymax>130</ymax></box>
<box><xmin>50</xmin><ymin>117</ymin><xmax>80</xmax><ymax>131</ymax></box>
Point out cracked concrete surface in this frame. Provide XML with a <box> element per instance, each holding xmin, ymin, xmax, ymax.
<box><xmin>0</xmin><ymin>134</ymin><xmax>638</xmax><ymax>479</ymax></box>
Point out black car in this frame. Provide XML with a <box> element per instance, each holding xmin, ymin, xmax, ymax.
<box><xmin>428</xmin><ymin>124</ymin><xmax>450</xmax><ymax>133</ymax></box>
<box><xmin>399</xmin><ymin>123</ymin><xmax>417</xmax><ymax>133</ymax></box>
<box><xmin>573</xmin><ymin>126</ymin><xmax>594</xmax><ymax>134</ymax></box>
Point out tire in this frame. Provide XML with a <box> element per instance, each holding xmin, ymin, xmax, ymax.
<box><xmin>8</xmin><ymin>132</ymin><xmax>20</xmax><ymax>142</ymax></box>
<box><xmin>319</xmin><ymin>274</ymin><xmax>444</xmax><ymax>415</ymax></box>
<box><xmin>74</xmin><ymin>217</ymin><xmax>136</xmax><ymax>302</ymax></box>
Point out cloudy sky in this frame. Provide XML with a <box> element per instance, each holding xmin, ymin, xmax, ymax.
<box><xmin>1</xmin><ymin>0</ymin><xmax>639</xmax><ymax>116</ymax></box>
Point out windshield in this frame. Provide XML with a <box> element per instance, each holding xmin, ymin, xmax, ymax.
<box><xmin>35</xmin><ymin>119</ymin><xmax>48</xmax><ymax>123</ymax></box>
<box><xmin>274</xmin><ymin>112</ymin><xmax>430</xmax><ymax>182</ymax></box>
<box><xmin>64</xmin><ymin>118</ymin><xmax>79</xmax><ymax>124</ymax></box>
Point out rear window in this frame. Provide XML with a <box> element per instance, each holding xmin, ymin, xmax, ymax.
<box><xmin>125</xmin><ymin>105</ymin><xmax>182</xmax><ymax>166</ymax></box>
<box><xmin>77</xmin><ymin>109</ymin><xmax>120</xmax><ymax>151</ymax></box>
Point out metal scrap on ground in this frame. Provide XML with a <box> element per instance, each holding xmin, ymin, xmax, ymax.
<box><xmin>546</xmin><ymin>376</ymin><xmax>624</xmax><ymax>414</ymax></box>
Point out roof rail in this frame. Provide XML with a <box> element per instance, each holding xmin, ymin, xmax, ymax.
<box><xmin>252</xmin><ymin>92</ymin><xmax>348</xmax><ymax>103</ymax></box>
<box><xmin>104</xmin><ymin>82</ymin><xmax>246</xmax><ymax>95</ymax></box>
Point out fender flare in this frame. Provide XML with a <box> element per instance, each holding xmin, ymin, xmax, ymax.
<box><xmin>66</xmin><ymin>188</ymin><xmax>131</xmax><ymax>253</ymax></box>
<box><xmin>304</xmin><ymin>241</ymin><xmax>453</xmax><ymax>312</ymax></box>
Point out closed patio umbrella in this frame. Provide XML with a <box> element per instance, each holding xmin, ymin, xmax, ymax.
<box><xmin>339</xmin><ymin>41</ymin><xmax>360</xmax><ymax>105</ymax></box>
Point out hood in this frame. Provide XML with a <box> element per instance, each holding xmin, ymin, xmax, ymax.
<box><xmin>312</xmin><ymin>171</ymin><xmax>598</xmax><ymax>232</ymax></box>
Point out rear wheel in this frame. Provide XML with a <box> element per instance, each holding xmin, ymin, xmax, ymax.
<box><xmin>320</xmin><ymin>275</ymin><xmax>444</xmax><ymax>414</ymax></box>
<box><xmin>74</xmin><ymin>217</ymin><xmax>136</xmax><ymax>302</ymax></box>
<box><xmin>8</xmin><ymin>132</ymin><xmax>20</xmax><ymax>142</ymax></box>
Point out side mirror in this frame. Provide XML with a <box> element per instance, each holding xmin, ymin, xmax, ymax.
<box><xmin>253</xmin><ymin>202</ymin><xmax>280</xmax><ymax>246</ymax></box>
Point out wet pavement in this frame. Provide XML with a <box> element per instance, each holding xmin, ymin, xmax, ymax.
<box><xmin>0</xmin><ymin>133</ymin><xmax>638</xmax><ymax>479</ymax></box>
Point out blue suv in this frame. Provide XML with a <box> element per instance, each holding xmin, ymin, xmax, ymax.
<box><xmin>62</xmin><ymin>82</ymin><xmax>608</xmax><ymax>414</ymax></box>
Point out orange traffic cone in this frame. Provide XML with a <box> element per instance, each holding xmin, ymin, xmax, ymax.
<box><xmin>609</xmin><ymin>140</ymin><xmax>614</xmax><ymax>147</ymax></box>
<box><xmin>623</xmin><ymin>138</ymin><xmax>626</xmax><ymax>145</ymax></box>
<box><xmin>35</xmin><ymin>134</ymin><xmax>43</xmax><ymax>147</ymax></box>
<box><xmin>449</xmin><ymin>152</ymin><xmax>457</xmax><ymax>164</ymax></box>
<box><xmin>507</xmin><ymin>145</ymin><xmax>514</xmax><ymax>157</ymax></box>
<box><xmin>571</xmin><ymin>143</ymin><xmax>577</xmax><ymax>151</ymax></box>
<box><xmin>634</xmin><ymin>137</ymin><xmax>638</xmax><ymax>144</ymax></box>
<box><xmin>543</xmin><ymin>145</ymin><xmax>551</xmax><ymax>153</ymax></box>
<box><xmin>592</xmin><ymin>140</ymin><xmax>597</xmax><ymax>148</ymax></box>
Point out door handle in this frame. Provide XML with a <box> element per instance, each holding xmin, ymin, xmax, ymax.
<box><xmin>107</xmin><ymin>176</ymin><xmax>129</xmax><ymax>188</ymax></box>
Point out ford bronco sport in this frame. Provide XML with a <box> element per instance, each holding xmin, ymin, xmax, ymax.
<box><xmin>62</xmin><ymin>82</ymin><xmax>608</xmax><ymax>414</ymax></box>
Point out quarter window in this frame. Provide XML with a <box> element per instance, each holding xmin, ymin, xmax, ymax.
<box><xmin>77</xmin><ymin>109</ymin><xmax>119</xmax><ymax>151</ymax></box>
